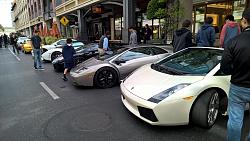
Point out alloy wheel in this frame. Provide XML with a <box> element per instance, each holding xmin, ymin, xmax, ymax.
<box><xmin>207</xmin><ymin>92</ymin><xmax>219</xmax><ymax>126</ymax></box>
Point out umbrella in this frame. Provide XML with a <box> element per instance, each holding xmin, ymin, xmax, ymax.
<box><xmin>43</xmin><ymin>23</ymin><xmax>49</xmax><ymax>36</ymax></box>
<box><xmin>51</xmin><ymin>22</ymin><xmax>60</xmax><ymax>37</ymax></box>
<box><xmin>39</xmin><ymin>24</ymin><xmax>43</xmax><ymax>36</ymax></box>
<box><xmin>33</xmin><ymin>25</ymin><xmax>37</xmax><ymax>35</ymax></box>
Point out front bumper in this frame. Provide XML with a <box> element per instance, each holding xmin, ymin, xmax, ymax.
<box><xmin>69</xmin><ymin>71</ymin><xmax>95</xmax><ymax>86</ymax></box>
<box><xmin>120</xmin><ymin>82</ymin><xmax>192</xmax><ymax>126</ymax></box>
<box><xmin>23</xmin><ymin>47</ymin><xmax>32</xmax><ymax>52</ymax></box>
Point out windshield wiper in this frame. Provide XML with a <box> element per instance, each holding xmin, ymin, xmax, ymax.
<box><xmin>152</xmin><ymin>64</ymin><xmax>183</xmax><ymax>75</ymax></box>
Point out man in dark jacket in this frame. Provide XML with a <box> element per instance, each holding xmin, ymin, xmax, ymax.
<box><xmin>196</xmin><ymin>17</ymin><xmax>216</xmax><ymax>47</ymax></box>
<box><xmin>220</xmin><ymin>8</ymin><xmax>250</xmax><ymax>141</ymax></box>
<box><xmin>62</xmin><ymin>38</ymin><xmax>76</xmax><ymax>81</ymax></box>
<box><xmin>3</xmin><ymin>34</ymin><xmax>8</xmax><ymax>48</ymax></box>
<box><xmin>172</xmin><ymin>20</ymin><xmax>193</xmax><ymax>52</ymax></box>
<box><xmin>0</xmin><ymin>35</ymin><xmax>2</xmax><ymax>48</ymax></box>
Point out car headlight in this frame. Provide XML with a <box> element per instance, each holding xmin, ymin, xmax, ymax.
<box><xmin>75</xmin><ymin>67</ymin><xmax>88</xmax><ymax>73</ymax></box>
<box><xmin>148</xmin><ymin>83</ymin><xmax>190</xmax><ymax>103</ymax></box>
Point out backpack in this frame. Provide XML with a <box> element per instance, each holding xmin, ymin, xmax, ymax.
<box><xmin>223</xmin><ymin>25</ymin><xmax>239</xmax><ymax>47</ymax></box>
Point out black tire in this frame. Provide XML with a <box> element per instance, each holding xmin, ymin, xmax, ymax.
<box><xmin>53</xmin><ymin>64</ymin><xmax>64</xmax><ymax>72</ymax></box>
<box><xmin>51</xmin><ymin>51</ymin><xmax>62</xmax><ymax>61</ymax></box>
<box><xmin>94</xmin><ymin>67</ymin><xmax>118</xmax><ymax>89</ymax></box>
<box><xmin>191</xmin><ymin>89</ymin><xmax>220</xmax><ymax>128</ymax></box>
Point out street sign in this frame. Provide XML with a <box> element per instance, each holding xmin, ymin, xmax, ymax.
<box><xmin>60</xmin><ymin>16</ymin><xmax>69</xmax><ymax>26</ymax></box>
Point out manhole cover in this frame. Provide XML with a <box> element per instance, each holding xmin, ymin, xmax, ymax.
<box><xmin>71</xmin><ymin>112</ymin><xmax>112</xmax><ymax>132</ymax></box>
<box><xmin>44</xmin><ymin>106</ymin><xmax>113</xmax><ymax>140</ymax></box>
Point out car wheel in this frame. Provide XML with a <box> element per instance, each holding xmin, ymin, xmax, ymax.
<box><xmin>51</xmin><ymin>51</ymin><xmax>62</xmax><ymax>61</ymax></box>
<box><xmin>94</xmin><ymin>67</ymin><xmax>118</xmax><ymax>89</ymax></box>
<box><xmin>191</xmin><ymin>89</ymin><xmax>220</xmax><ymax>128</ymax></box>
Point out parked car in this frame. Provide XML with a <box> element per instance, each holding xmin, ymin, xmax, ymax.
<box><xmin>22</xmin><ymin>39</ymin><xmax>33</xmax><ymax>53</ymax></box>
<box><xmin>120</xmin><ymin>47</ymin><xmax>229</xmax><ymax>128</ymax></box>
<box><xmin>70</xmin><ymin>46</ymin><xmax>170</xmax><ymax>88</ymax></box>
<box><xmin>41</xmin><ymin>39</ymin><xmax>81</xmax><ymax>53</ymax></box>
<box><xmin>52</xmin><ymin>43</ymin><xmax>99</xmax><ymax>72</ymax></box>
<box><xmin>17</xmin><ymin>37</ymin><xmax>28</xmax><ymax>50</ymax></box>
<box><xmin>41</xmin><ymin>41</ymin><xmax>85</xmax><ymax>61</ymax></box>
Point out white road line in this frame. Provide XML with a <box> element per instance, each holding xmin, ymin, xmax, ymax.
<box><xmin>8</xmin><ymin>47</ymin><xmax>21</xmax><ymax>61</ymax></box>
<box><xmin>40</xmin><ymin>82</ymin><xmax>60</xmax><ymax>100</ymax></box>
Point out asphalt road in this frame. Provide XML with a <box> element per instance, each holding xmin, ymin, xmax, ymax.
<box><xmin>0</xmin><ymin>46</ymin><xmax>250</xmax><ymax>141</ymax></box>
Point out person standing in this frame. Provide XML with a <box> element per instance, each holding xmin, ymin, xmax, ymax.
<box><xmin>220</xmin><ymin>15</ymin><xmax>241</xmax><ymax>48</ymax></box>
<box><xmin>3</xmin><ymin>34</ymin><xmax>8</xmax><ymax>48</ymax></box>
<box><xmin>0</xmin><ymin>35</ymin><xmax>2</xmax><ymax>48</ymax></box>
<box><xmin>196</xmin><ymin>17</ymin><xmax>216</xmax><ymax>47</ymax></box>
<box><xmin>12</xmin><ymin>34</ymin><xmax>19</xmax><ymax>54</ymax></box>
<box><xmin>172</xmin><ymin>19</ymin><xmax>193</xmax><ymax>52</ymax></box>
<box><xmin>129</xmin><ymin>26</ymin><xmax>138</xmax><ymax>47</ymax></box>
<box><xmin>31</xmin><ymin>30</ymin><xmax>44</xmax><ymax>70</ymax></box>
<box><xmin>62</xmin><ymin>38</ymin><xmax>76</xmax><ymax>81</ymax></box>
<box><xmin>220</xmin><ymin>8</ymin><xmax>250</xmax><ymax>141</ymax></box>
<box><xmin>98</xmin><ymin>31</ymin><xmax>110</xmax><ymax>56</ymax></box>
<box><xmin>144</xmin><ymin>24</ymin><xmax>152</xmax><ymax>44</ymax></box>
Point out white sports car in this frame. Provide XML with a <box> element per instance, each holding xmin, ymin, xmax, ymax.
<box><xmin>41</xmin><ymin>41</ymin><xmax>84</xmax><ymax>61</ymax></box>
<box><xmin>42</xmin><ymin>39</ymin><xmax>80</xmax><ymax>53</ymax></box>
<box><xmin>121</xmin><ymin>47</ymin><xmax>230</xmax><ymax>128</ymax></box>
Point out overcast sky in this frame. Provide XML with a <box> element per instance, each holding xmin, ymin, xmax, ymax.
<box><xmin>0</xmin><ymin>0</ymin><xmax>13</xmax><ymax>27</ymax></box>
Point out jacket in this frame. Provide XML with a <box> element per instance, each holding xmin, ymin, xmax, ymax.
<box><xmin>220</xmin><ymin>27</ymin><xmax>250</xmax><ymax>88</ymax></box>
<box><xmin>62</xmin><ymin>45</ymin><xmax>76</xmax><ymax>63</ymax></box>
<box><xmin>220</xmin><ymin>21</ymin><xmax>241</xmax><ymax>48</ymax></box>
<box><xmin>173</xmin><ymin>28</ymin><xmax>193</xmax><ymax>52</ymax></box>
<box><xmin>129</xmin><ymin>31</ymin><xmax>138</xmax><ymax>47</ymax></box>
<box><xmin>196</xmin><ymin>24</ymin><xmax>216</xmax><ymax>47</ymax></box>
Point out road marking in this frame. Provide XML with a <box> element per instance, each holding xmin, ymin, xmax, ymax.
<box><xmin>8</xmin><ymin>47</ymin><xmax>21</xmax><ymax>61</ymax></box>
<box><xmin>40</xmin><ymin>82</ymin><xmax>60</xmax><ymax>100</ymax></box>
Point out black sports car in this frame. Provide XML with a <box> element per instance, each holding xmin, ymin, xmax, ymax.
<box><xmin>52</xmin><ymin>43</ymin><xmax>99</xmax><ymax>72</ymax></box>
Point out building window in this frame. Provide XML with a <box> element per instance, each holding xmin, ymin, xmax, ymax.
<box><xmin>56</xmin><ymin>0</ymin><xmax>62</xmax><ymax>7</ymax></box>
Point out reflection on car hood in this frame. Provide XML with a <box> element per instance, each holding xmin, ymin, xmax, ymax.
<box><xmin>74</xmin><ymin>57</ymin><xmax>107</xmax><ymax>70</ymax></box>
<box><xmin>123</xmin><ymin>64</ymin><xmax>204</xmax><ymax>100</ymax></box>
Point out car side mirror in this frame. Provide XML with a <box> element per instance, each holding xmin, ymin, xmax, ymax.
<box><xmin>114</xmin><ymin>60</ymin><xmax>126</xmax><ymax>65</ymax></box>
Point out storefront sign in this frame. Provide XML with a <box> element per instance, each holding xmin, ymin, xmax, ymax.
<box><xmin>60</xmin><ymin>16</ymin><xmax>69</xmax><ymax>26</ymax></box>
<box><xmin>193</xmin><ymin>0</ymin><xmax>225</xmax><ymax>4</ymax></box>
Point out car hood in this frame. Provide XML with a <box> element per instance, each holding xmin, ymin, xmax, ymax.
<box><xmin>123</xmin><ymin>64</ymin><xmax>205</xmax><ymax>100</ymax></box>
<box><xmin>42</xmin><ymin>45</ymin><xmax>54</xmax><ymax>49</ymax></box>
<box><xmin>74</xmin><ymin>57</ymin><xmax>107</xmax><ymax>70</ymax></box>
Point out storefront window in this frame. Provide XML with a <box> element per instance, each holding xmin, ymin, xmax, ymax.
<box><xmin>194</xmin><ymin>6</ymin><xmax>205</xmax><ymax>34</ymax></box>
<box><xmin>114</xmin><ymin>17</ymin><xmax>123</xmax><ymax>40</ymax></box>
<box><xmin>233</xmin><ymin>0</ymin><xmax>246</xmax><ymax>21</ymax></box>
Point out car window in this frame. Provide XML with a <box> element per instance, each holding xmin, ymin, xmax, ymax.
<box><xmin>117</xmin><ymin>47</ymin><xmax>152</xmax><ymax>61</ymax></box>
<box><xmin>57</xmin><ymin>40</ymin><xmax>66</xmax><ymax>45</ymax></box>
<box><xmin>152</xmin><ymin>47</ymin><xmax>168</xmax><ymax>55</ymax></box>
<box><xmin>153</xmin><ymin>48</ymin><xmax>223</xmax><ymax>75</ymax></box>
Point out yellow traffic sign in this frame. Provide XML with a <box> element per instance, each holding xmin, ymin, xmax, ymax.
<box><xmin>60</xmin><ymin>16</ymin><xmax>69</xmax><ymax>26</ymax></box>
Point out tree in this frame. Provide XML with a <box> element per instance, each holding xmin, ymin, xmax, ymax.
<box><xmin>146</xmin><ymin>0</ymin><xmax>184</xmax><ymax>42</ymax></box>
<box><xmin>146</xmin><ymin>0</ymin><xmax>166</xmax><ymax>20</ymax></box>
<box><xmin>0</xmin><ymin>24</ymin><xmax>4</xmax><ymax>32</ymax></box>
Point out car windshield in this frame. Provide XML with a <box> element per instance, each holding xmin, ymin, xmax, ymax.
<box><xmin>152</xmin><ymin>48</ymin><xmax>223</xmax><ymax>75</ymax></box>
<box><xmin>95</xmin><ymin>48</ymin><xmax>129</xmax><ymax>61</ymax></box>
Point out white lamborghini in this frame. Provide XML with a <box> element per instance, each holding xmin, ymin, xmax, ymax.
<box><xmin>121</xmin><ymin>47</ymin><xmax>230</xmax><ymax>128</ymax></box>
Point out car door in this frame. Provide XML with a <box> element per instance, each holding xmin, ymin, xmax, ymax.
<box><xmin>112</xmin><ymin>47</ymin><xmax>159</xmax><ymax>79</ymax></box>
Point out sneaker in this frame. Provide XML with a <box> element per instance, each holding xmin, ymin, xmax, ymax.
<box><xmin>34</xmin><ymin>67</ymin><xmax>38</xmax><ymax>70</ymax></box>
<box><xmin>62</xmin><ymin>77</ymin><xmax>68</xmax><ymax>81</ymax></box>
<box><xmin>38</xmin><ymin>68</ymin><xmax>45</xmax><ymax>70</ymax></box>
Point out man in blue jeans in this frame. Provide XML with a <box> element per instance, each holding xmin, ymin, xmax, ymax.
<box><xmin>31</xmin><ymin>30</ymin><xmax>44</xmax><ymax>70</ymax></box>
<box><xmin>220</xmin><ymin>8</ymin><xmax>250</xmax><ymax>141</ymax></box>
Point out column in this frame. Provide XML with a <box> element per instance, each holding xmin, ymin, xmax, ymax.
<box><xmin>122</xmin><ymin>0</ymin><xmax>136</xmax><ymax>44</ymax></box>
<box><xmin>77</xmin><ymin>9</ymin><xmax>88</xmax><ymax>42</ymax></box>
<box><xmin>179</xmin><ymin>0</ymin><xmax>192</xmax><ymax>28</ymax></box>
<box><xmin>110</xmin><ymin>18</ymin><xmax>115</xmax><ymax>40</ymax></box>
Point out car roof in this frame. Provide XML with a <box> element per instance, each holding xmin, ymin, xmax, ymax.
<box><xmin>188</xmin><ymin>47</ymin><xmax>224</xmax><ymax>51</ymax></box>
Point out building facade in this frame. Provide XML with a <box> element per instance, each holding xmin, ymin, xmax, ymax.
<box><xmin>12</xmin><ymin>0</ymin><xmax>30</xmax><ymax>36</ymax></box>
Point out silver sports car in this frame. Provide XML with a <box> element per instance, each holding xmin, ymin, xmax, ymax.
<box><xmin>70</xmin><ymin>46</ymin><xmax>171</xmax><ymax>88</ymax></box>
